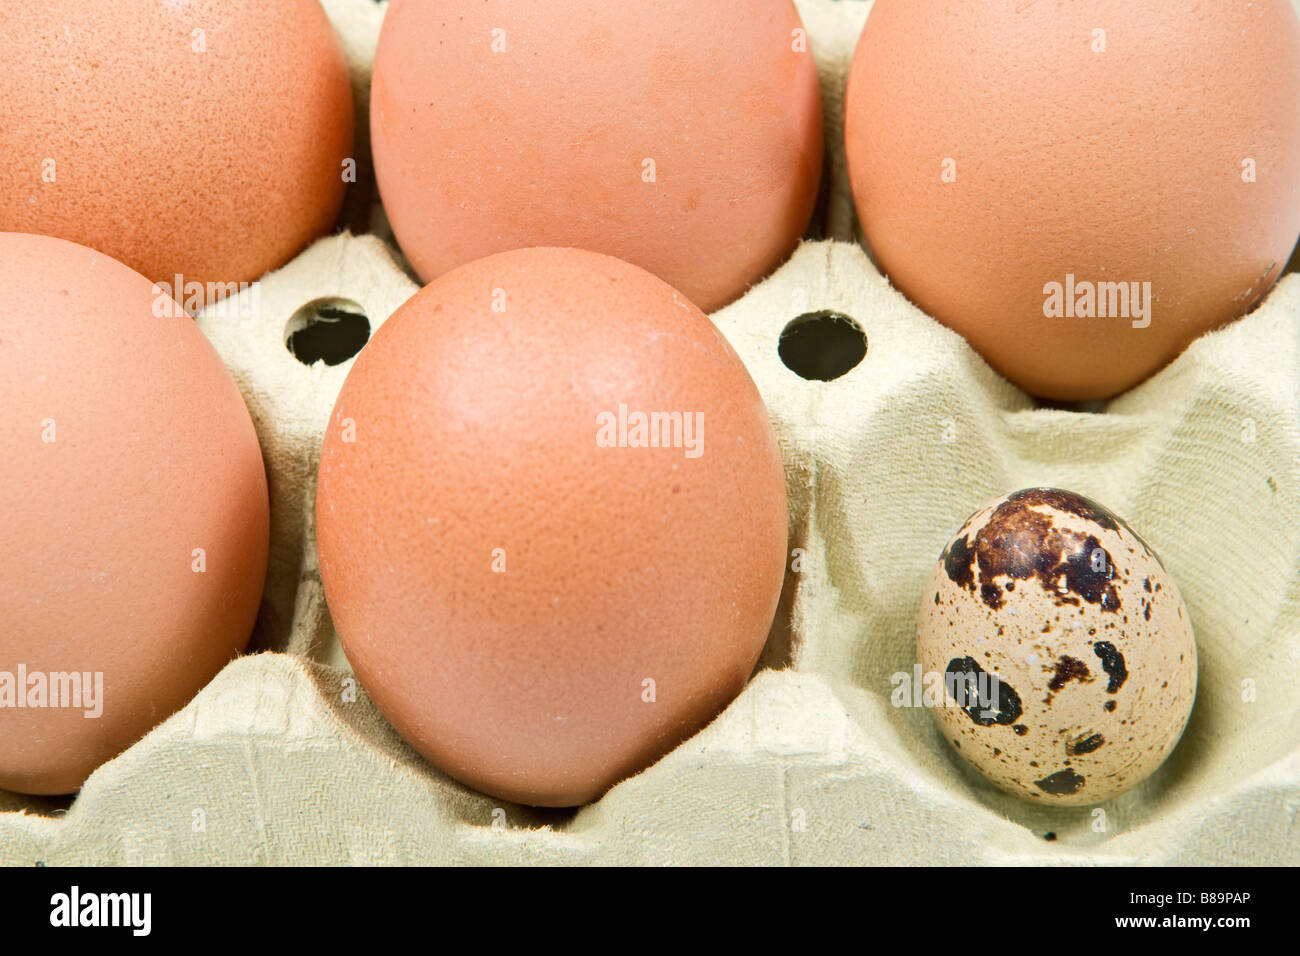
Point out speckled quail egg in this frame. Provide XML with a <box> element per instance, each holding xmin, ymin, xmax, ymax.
<box><xmin>917</xmin><ymin>488</ymin><xmax>1197</xmax><ymax>806</ymax></box>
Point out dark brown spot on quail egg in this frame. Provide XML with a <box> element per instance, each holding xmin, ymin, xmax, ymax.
<box><xmin>939</xmin><ymin>488</ymin><xmax>1123</xmax><ymax>613</ymax></box>
<box><xmin>1045</xmin><ymin>655</ymin><xmax>1091</xmax><ymax>705</ymax></box>
<box><xmin>1034</xmin><ymin>768</ymin><xmax>1086</xmax><ymax>796</ymax></box>
<box><xmin>1093</xmin><ymin>641</ymin><xmax>1128</xmax><ymax>693</ymax></box>
<box><xmin>944</xmin><ymin>656</ymin><xmax>1023</xmax><ymax>726</ymax></box>
<box><xmin>941</xmin><ymin>533</ymin><xmax>976</xmax><ymax>590</ymax></box>
<box><xmin>1066</xmin><ymin>732</ymin><xmax>1105</xmax><ymax>755</ymax></box>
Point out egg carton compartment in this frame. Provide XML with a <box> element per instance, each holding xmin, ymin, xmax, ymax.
<box><xmin>2</xmin><ymin>0</ymin><xmax>1298</xmax><ymax>864</ymax></box>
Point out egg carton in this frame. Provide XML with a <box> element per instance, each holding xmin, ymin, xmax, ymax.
<box><xmin>2</xmin><ymin>0</ymin><xmax>1299</xmax><ymax>865</ymax></box>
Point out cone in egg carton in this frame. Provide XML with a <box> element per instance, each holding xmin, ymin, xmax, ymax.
<box><xmin>2</xmin><ymin>0</ymin><xmax>1300</xmax><ymax>866</ymax></box>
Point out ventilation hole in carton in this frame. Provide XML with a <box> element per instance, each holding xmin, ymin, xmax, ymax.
<box><xmin>778</xmin><ymin>311</ymin><xmax>867</xmax><ymax>381</ymax></box>
<box><xmin>285</xmin><ymin>298</ymin><xmax>370</xmax><ymax>366</ymax></box>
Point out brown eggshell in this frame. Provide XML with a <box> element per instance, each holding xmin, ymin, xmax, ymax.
<box><xmin>917</xmin><ymin>489</ymin><xmax>1197</xmax><ymax>806</ymax></box>
<box><xmin>0</xmin><ymin>0</ymin><xmax>353</xmax><ymax>298</ymax></box>
<box><xmin>370</xmin><ymin>0</ymin><xmax>823</xmax><ymax>313</ymax></box>
<box><xmin>846</xmin><ymin>0</ymin><xmax>1300</xmax><ymax>400</ymax></box>
<box><xmin>316</xmin><ymin>247</ymin><xmax>789</xmax><ymax>806</ymax></box>
<box><xmin>0</xmin><ymin>233</ymin><xmax>270</xmax><ymax>795</ymax></box>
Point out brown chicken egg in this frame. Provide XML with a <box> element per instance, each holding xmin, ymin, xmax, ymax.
<box><xmin>0</xmin><ymin>0</ymin><xmax>353</xmax><ymax>302</ymax></box>
<box><xmin>846</xmin><ymin>0</ymin><xmax>1300</xmax><ymax>400</ymax></box>
<box><xmin>0</xmin><ymin>233</ymin><xmax>270</xmax><ymax>795</ymax></box>
<box><xmin>315</xmin><ymin>247</ymin><xmax>789</xmax><ymax>807</ymax></box>
<box><xmin>370</xmin><ymin>0</ymin><xmax>824</xmax><ymax>313</ymax></box>
<box><xmin>917</xmin><ymin>489</ymin><xmax>1197</xmax><ymax>806</ymax></box>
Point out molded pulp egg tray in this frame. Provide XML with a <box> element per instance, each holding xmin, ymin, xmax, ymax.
<box><xmin>2</xmin><ymin>0</ymin><xmax>1298</xmax><ymax>865</ymax></box>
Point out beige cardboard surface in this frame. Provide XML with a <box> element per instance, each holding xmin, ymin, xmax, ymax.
<box><xmin>1</xmin><ymin>0</ymin><xmax>1297</xmax><ymax>865</ymax></box>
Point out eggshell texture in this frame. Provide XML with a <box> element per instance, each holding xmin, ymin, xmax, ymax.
<box><xmin>370</xmin><ymin>0</ymin><xmax>823</xmax><ymax>314</ymax></box>
<box><xmin>846</xmin><ymin>0</ymin><xmax>1300</xmax><ymax>400</ymax></box>
<box><xmin>0</xmin><ymin>233</ymin><xmax>269</xmax><ymax>795</ymax></box>
<box><xmin>316</xmin><ymin>247</ymin><xmax>789</xmax><ymax>806</ymax></box>
<box><xmin>0</xmin><ymin>0</ymin><xmax>352</xmax><ymax>297</ymax></box>
<box><xmin>917</xmin><ymin>489</ymin><xmax>1197</xmax><ymax>806</ymax></box>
